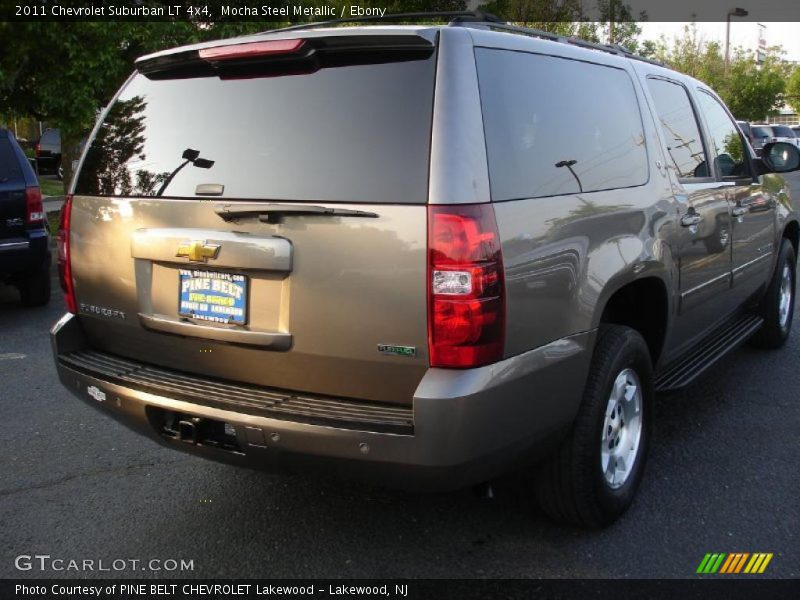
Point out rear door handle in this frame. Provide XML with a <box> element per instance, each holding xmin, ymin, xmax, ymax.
<box><xmin>680</xmin><ymin>213</ymin><xmax>702</xmax><ymax>227</ymax></box>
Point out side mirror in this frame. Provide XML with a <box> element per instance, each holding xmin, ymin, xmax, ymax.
<box><xmin>759</xmin><ymin>142</ymin><xmax>800</xmax><ymax>174</ymax></box>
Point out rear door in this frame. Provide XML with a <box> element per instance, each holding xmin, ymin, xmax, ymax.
<box><xmin>69</xmin><ymin>33</ymin><xmax>438</xmax><ymax>406</ymax></box>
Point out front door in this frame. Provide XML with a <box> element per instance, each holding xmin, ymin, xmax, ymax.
<box><xmin>695</xmin><ymin>89</ymin><xmax>776</xmax><ymax>308</ymax></box>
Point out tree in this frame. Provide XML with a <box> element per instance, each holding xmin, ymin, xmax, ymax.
<box><xmin>475</xmin><ymin>0</ymin><xmax>595</xmax><ymax>40</ymax></box>
<box><xmin>786</xmin><ymin>67</ymin><xmax>800</xmax><ymax>112</ymax></box>
<box><xmin>0</xmin><ymin>19</ymin><xmax>273</xmax><ymax>184</ymax></box>
<box><xmin>724</xmin><ymin>47</ymin><xmax>791</xmax><ymax>121</ymax></box>
<box><xmin>596</xmin><ymin>0</ymin><xmax>645</xmax><ymax>49</ymax></box>
<box><xmin>652</xmin><ymin>24</ymin><xmax>726</xmax><ymax>90</ymax></box>
<box><xmin>476</xmin><ymin>0</ymin><xmax>645</xmax><ymax>48</ymax></box>
<box><xmin>654</xmin><ymin>24</ymin><xmax>790</xmax><ymax>121</ymax></box>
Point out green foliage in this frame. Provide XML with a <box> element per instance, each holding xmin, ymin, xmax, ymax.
<box><xmin>0</xmin><ymin>20</ymin><xmax>272</xmax><ymax>183</ymax></box>
<box><xmin>654</xmin><ymin>23</ymin><xmax>790</xmax><ymax>121</ymax></box>
<box><xmin>787</xmin><ymin>67</ymin><xmax>800</xmax><ymax>110</ymax></box>
<box><xmin>596</xmin><ymin>0</ymin><xmax>644</xmax><ymax>49</ymax></box>
<box><xmin>39</xmin><ymin>177</ymin><xmax>65</xmax><ymax>198</ymax></box>
<box><xmin>476</xmin><ymin>0</ymin><xmax>644</xmax><ymax>47</ymax></box>
<box><xmin>724</xmin><ymin>48</ymin><xmax>790</xmax><ymax>121</ymax></box>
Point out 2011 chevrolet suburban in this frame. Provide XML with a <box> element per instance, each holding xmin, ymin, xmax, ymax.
<box><xmin>51</xmin><ymin>15</ymin><xmax>800</xmax><ymax>527</ymax></box>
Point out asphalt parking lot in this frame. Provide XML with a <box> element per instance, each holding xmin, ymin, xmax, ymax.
<box><xmin>1</xmin><ymin>174</ymin><xmax>799</xmax><ymax>580</ymax></box>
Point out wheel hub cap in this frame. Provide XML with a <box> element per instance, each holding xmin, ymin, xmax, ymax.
<box><xmin>601</xmin><ymin>368</ymin><xmax>643</xmax><ymax>489</ymax></box>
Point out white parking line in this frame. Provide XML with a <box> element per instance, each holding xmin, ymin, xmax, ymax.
<box><xmin>0</xmin><ymin>353</ymin><xmax>26</xmax><ymax>360</ymax></box>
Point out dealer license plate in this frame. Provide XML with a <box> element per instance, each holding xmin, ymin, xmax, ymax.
<box><xmin>178</xmin><ymin>269</ymin><xmax>248</xmax><ymax>325</ymax></box>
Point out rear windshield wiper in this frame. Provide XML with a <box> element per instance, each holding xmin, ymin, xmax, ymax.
<box><xmin>214</xmin><ymin>203</ymin><xmax>379</xmax><ymax>223</ymax></box>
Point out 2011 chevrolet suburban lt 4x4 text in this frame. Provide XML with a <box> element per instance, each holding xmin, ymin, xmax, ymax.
<box><xmin>51</xmin><ymin>16</ymin><xmax>800</xmax><ymax>527</ymax></box>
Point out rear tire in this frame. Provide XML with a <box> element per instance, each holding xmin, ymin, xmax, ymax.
<box><xmin>749</xmin><ymin>238</ymin><xmax>795</xmax><ymax>349</ymax></box>
<box><xmin>536</xmin><ymin>325</ymin><xmax>653</xmax><ymax>528</ymax></box>
<box><xmin>18</xmin><ymin>266</ymin><xmax>51</xmax><ymax>307</ymax></box>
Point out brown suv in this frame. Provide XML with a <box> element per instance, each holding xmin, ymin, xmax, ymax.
<box><xmin>51</xmin><ymin>17</ymin><xmax>800</xmax><ymax>527</ymax></box>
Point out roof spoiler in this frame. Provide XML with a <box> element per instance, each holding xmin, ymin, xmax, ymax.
<box><xmin>136</xmin><ymin>34</ymin><xmax>435</xmax><ymax>79</ymax></box>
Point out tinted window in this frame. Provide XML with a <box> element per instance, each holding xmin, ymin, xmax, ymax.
<box><xmin>476</xmin><ymin>49</ymin><xmax>648</xmax><ymax>201</ymax></box>
<box><xmin>0</xmin><ymin>137</ymin><xmax>23</xmax><ymax>181</ymax></box>
<box><xmin>736</xmin><ymin>121</ymin><xmax>751</xmax><ymax>136</ymax></box>
<box><xmin>646</xmin><ymin>78</ymin><xmax>709</xmax><ymax>179</ymax></box>
<box><xmin>76</xmin><ymin>58</ymin><xmax>435</xmax><ymax>202</ymax></box>
<box><xmin>40</xmin><ymin>129</ymin><xmax>59</xmax><ymax>144</ymax></box>
<box><xmin>696</xmin><ymin>91</ymin><xmax>751</xmax><ymax>179</ymax></box>
<box><xmin>751</xmin><ymin>126</ymin><xmax>773</xmax><ymax>139</ymax></box>
<box><xmin>772</xmin><ymin>125</ymin><xmax>796</xmax><ymax>138</ymax></box>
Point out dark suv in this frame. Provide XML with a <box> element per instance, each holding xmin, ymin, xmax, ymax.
<box><xmin>52</xmin><ymin>17</ymin><xmax>800</xmax><ymax>527</ymax></box>
<box><xmin>35</xmin><ymin>128</ymin><xmax>61</xmax><ymax>178</ymax></box>
<box><xmin>0</xmin><ymin>128</ymin><xmax>51</xmax><ymax>306</ymax></box>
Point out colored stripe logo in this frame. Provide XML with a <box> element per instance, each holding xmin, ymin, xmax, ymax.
<box><xmin>697</xmin><ymin>553</ymin><xmax>773</xmax><ymax>574</ymax></box>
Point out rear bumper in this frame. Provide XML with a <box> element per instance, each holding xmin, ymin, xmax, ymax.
<box><xmin>51</xmin><ymin>313</ymin><xmax>595</xmax><ymax>491</ymax></box>
<box><xmin>0</xmin><ymin>231</ymin><xmax>50</xmax><ymax>280</ymax></box>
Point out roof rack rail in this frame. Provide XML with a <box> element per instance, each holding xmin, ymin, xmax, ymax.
<box><xmin>250</xmin><ymin>11</ymin><xmax>664</xmax><ymax>67</ymax></box>
<box><xmin>450</xmin><ymin>20</ymin><xmax>665</xmax><ymax>67</ymax></box>
<box><xmin>252</xmin><ymin>10</ymin><xmax>503</xmax><ymax>35</ymax></box>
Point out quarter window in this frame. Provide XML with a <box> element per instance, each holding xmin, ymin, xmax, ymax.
<box><xmin>476</xmin><ymin>49</ymin><xmax>649</xmax><ymax>201</ymax></box>
<box><xmin>646</xmin><ymin>78</ymin><xmax>709</xmax><ymax>179</ymax></box>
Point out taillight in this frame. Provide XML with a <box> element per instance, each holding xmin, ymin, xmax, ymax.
<box><xmin>35</xmin><ymin>143</ymin><xmax>40</xmax><ymax>157</ymax></box>
<box><xmin>199</xmin><ymin>39</ymin><xmax>305</xmax><ymax>61</ymax></box>
<box><xmin>57</xmin><ymin>194</ymin><xmax>77</xmax><ymax>313</ymax></box>
<box><xmin>428</xmin><ymin>204</ymin><xmax>505</xmax><ymax>368</ymax></box>
<box><xmin>24</xmin><ymin>186</ymin><xmax>44</xmax><ymax>226</ymax></box>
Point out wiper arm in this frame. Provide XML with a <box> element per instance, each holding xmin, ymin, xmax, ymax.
<box><xmin>214</xmin><ymin>203</ymin><xmax>379</xmax><ymax>223</ymax></box>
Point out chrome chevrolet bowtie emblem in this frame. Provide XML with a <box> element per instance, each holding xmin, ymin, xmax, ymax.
<box><xmin>176</xmin><ymin>240</ymin><xmax>221</xmax><ymax>262</ymax></box>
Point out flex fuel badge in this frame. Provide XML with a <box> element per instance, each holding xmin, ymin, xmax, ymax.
<box><xmin>378</xmin><ymin>344</ymin><xmax>416</xmax><ymax>358</ymax></box>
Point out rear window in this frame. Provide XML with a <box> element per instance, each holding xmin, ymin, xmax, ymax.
<box><xmin>75</xmin><ymin>57</ymin><xmax>436</xmax><ymax>203</ymax></box>
<box><xmin>0</xmin><ymin>137</ymin><xmax>23</xmax><ymax>182</ymax></box>
<box><xmin>476</xmin><ymin>49</ymin><xmax>648</xmax><ymax>201</ymax></box>
<box><xmin>752</xmin><ymin>126</ymin><xmax>773</xmax><ymax>138</ymax></box>
<box><xmin>771</xmin><ymin>125</ymin><xmax>796</xmax><ymax>138</ymax></box>
<box><xmin>40</xmin><ymin>129</ymin><xmax>59</xmax><ymax>144</ymax></box>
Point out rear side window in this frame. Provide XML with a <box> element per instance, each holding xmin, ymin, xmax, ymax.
<box><xmin>772</xmin><ymin>125</ymin><xmax>796</xmax><ymax>138</ymax></box>
<box><xmin>40</xmin><ymin>130</ymin><xmax>59</xmax><ymax>144</ymax></box>
<box><xmin>476</xmin><ymin>49</ymin><xmax>648</xmax><ymax>201</ymax></box>
<box><xmin>752</xmin><ymin>126</ymin><xmax>773</xmax><ymax>139</ymax></box>
<box><xmin>646</xmin><ymin>78</ymin><xmax>709</xmax><ymax>180</ymax></box>
<box><xmin>75</xmin><ymin>57</ymin><xmax>436</xmax><ymax>203</ymax></box>
<box><xmin>0</xmin><ymin>137</ymin><xmax>23</xmax><ymax>181</ymax></box>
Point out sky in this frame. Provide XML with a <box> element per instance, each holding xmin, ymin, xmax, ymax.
<box><xmin>638</xmin><ymin>22</ymin><xmax>800</xmax><ymax>63</ymax></box>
